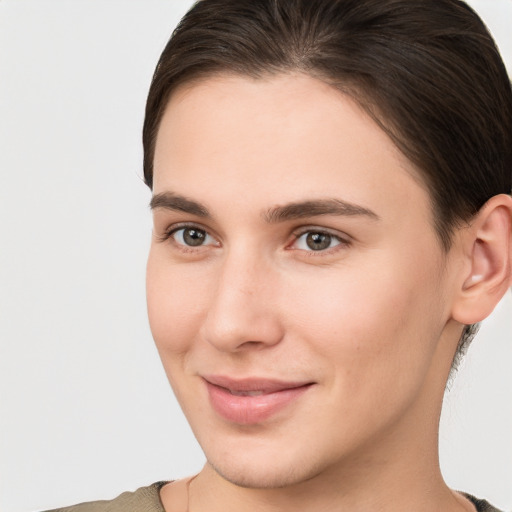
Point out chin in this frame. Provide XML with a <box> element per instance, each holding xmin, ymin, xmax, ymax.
<box><xmin>205</xmin><ymin>446</ymin><xmax>328</xmax><ymax>490</ymax></box>
<box><xmin>210</xmin><ymin>461</ymin><xmax>311</xmax><ymax>489</ymax></box>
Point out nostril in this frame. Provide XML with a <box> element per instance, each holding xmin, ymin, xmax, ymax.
<box><xmin>239</xmin><ymin>340</ymin><xmax>266</xmax><ymax>349</ymax></box>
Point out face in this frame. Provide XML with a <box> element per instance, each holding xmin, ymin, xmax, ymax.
<box><xmin>147</xmin><ymin>74</ymin><xmax>460</xmax><ymax>488</ymax></box>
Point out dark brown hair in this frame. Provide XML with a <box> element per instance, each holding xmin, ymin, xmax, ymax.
<box><xmin>142</xmin><ymin>0</ymin><xmax>512</xmax><ymax>357</ymax></box>
<box><xmin>143</xmin><ymin>0</ymin><xmax>512</xmax><ymax>250</ymax></box>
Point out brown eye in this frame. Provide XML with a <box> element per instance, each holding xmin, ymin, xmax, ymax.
<box><xmin>293</xmin><ymin>230</ymin><xmax>344</xmax><ymax>252</ymax></box>
<box><xmin>172</xmin><ymin>227</ymin><xmax>214</xmax><ymax>247</ymax></box>
<box><xmin>183</xmin><ymin>228</ymin><xmax>206</xmax><ymax>246</ymax></box>
<box><xmin>305</xmin><ymin>232</ymin><xmax>332</xmax><ymax>251</ymax></box>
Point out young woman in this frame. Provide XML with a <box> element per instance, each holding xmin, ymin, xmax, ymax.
<box><xmin>43</xmin><ymin>0</ymin><xmax>511</xmax><ymax>511</ymax></box>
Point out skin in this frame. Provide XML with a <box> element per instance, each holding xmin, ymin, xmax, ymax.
<box><xmin>147</xmin><ymin>73</ymin><xmax>511</xmax><ymax>512</ymax></box>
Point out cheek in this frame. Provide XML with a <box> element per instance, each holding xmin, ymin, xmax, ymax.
<box><xmin>279</xmin><ymin>262</ymin><xmax>445</xmax><ymax>443</ymax></box>
<box><xmin>281</xmin><ymin>255</ymin><xmax>444</xmax><ymax>384</ymax></box>
<box><xmin>146</xmin><ymin>250</ymin><xmax>208</xmax><ymax>356</ymax></box>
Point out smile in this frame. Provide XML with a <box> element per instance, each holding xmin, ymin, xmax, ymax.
<box><xmin>203</xmin><ymin>376</ymin><xmax>314</xmax><ymax>425</ymax></box>
<box><xmin>228</xmin><ymin>390</ymin><xmax>265</xmax><ymax>396</ymax></box>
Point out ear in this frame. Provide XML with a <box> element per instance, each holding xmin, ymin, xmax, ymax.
<box><xmin>451</xmin><ymin>194</ymin><xmax>512</xmax><ymax>325</ymax></box>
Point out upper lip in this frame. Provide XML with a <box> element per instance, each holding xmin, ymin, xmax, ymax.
<box><xmin>202</xmin><ymin>375</ymin><xmax>314</xmax><ymax>393</ymax></box>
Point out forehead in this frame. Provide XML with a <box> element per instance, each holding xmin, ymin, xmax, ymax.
<box><xmin>153</xmin><ymin>73</ymin><xmax>433</xmax><ymax>230</ymax></box>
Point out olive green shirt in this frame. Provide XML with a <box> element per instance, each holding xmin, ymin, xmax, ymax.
<box><xmin>43</xmin><ymin>482</ymin><xmax>504</xmax><ymax>512</ymax></box>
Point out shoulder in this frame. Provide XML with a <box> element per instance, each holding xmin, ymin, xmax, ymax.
<box><xmin>42</xmin><ymin>482</ymin><xmax>169</xmax><ymax>512</ymax></box>
<box><xmin>462</xmin><ymin>493</ymin><xmax>505</xmax><ymax>512</ymax></box>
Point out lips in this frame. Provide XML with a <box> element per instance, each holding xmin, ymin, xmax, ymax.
<box><xmin>203</xmin><ymin>375</ymin><xmax>314</xmax><ymax>425</ymax></box>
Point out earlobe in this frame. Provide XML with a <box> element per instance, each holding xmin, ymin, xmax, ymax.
<box><xmin>452</xmin><ymin>194</ymin><xmax>512</xmax><ymax>325</ymax></box>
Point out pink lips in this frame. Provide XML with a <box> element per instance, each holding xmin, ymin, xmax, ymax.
<box><xmin>203</xmin><ymin>375</ymin><xmax>314</xmax><ymax>425</ymax></box>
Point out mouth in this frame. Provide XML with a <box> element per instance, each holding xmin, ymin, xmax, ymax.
<box><xmin>202</xmin><ymin>375</ymin><xmax>315</xmax><ymax>425</ymax></box>
<box><xmin>227</xmin><ymin>390</ymin><xmax>266</xmax><ymax>396</ymax></box>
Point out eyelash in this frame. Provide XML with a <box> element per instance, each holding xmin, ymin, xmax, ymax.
<box><xmin>159</xmin><ymin>223</ymin><xmax>218</xmax><ymax>251</ymax></box>
<box><xmin>158</xmin><ymin>223</ymin><xmax>351</xmax><ymax>255</ymax></box>
<box><xmin>289</xmin><ymin>227</ymin><xmax>351</xmax><ymax>255</ymax></box>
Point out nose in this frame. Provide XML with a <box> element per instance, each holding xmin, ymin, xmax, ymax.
<box><xmin>200</xmin><ymin>250</ymin><xmax>284</xmax><ymax>352</ymax></box>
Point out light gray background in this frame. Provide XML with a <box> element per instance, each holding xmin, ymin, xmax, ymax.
<box><xmin>0</xmin><ymin>1</ymin><xmax>511</xmax><ymax>511</ymax></box>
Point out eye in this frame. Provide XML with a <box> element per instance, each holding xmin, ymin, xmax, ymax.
<box><xmin>293</xmin><ymin>230</ymin><xmax>345</xmax><ymax>252</ymax></box>
<box><xmin>171</xmin><ymin>226</ymin><xmax>217</xmax><ymax>247</ymax></box>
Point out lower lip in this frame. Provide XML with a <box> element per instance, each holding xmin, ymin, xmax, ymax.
<box><xmin>205</xmin><ymin>381</ymin><xmax>313</xmax><ymax>425</ymax></box>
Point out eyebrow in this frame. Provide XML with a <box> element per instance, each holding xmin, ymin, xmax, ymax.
<box><xmin>150</xmin><ymin>192</ymin><xmax>210</xmax><ymax>217</ymax></box>
<box><xmin>150</xmin><ymin>192</ymin><xmax>380</xmax><ymax>223</ymax></box>
<box><xmin>264</xmin><ymin>199</ymin><xmax>380</xmax><ymax>223</ymax></box>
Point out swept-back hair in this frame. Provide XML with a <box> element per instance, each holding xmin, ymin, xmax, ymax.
<box><xmin>143</xmin><ymin>0</ymin><xmax>511</xmax><ymax>250</ymax></box>
<box><xmin>142</xmin><ymin>0</ymin><xmax>512</xmax><ymax>357</ymax></box>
